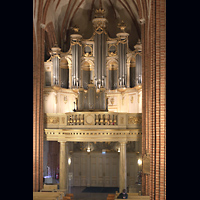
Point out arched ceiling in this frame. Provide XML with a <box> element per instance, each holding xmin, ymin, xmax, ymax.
<box><xmin>35</xmin><ymin>0</ymin><xmax>144</xmax><ymax>53</ymax></box>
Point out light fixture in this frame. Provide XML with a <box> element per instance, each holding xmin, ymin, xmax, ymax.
<box><xmin>68</xmin><ymin>157</ymin><xmax>71</xmax><ymax>165</ymax></box>
<box><xmin>87</xmin><ymin>147</ymin><xmax>91</xmax><ymax>152</ymax></box>
<box><xmin>102</xmin><ymin>149</ymin><xmax>106</xmax><ymax>154</ymax></box>
<box><xmin>117</xmin><ymin>148</ymin><xmax>120</xmax><ymax>152</ymax></box>
<box><xmin>137</xmin><ymin>158</ymin><xmax>142</xmax><ymax>166</ymax></box>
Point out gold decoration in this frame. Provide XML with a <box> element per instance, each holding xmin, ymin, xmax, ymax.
<box><xmin>131</xmin><ymin>96</ymin><xmax>134</xmax><ymax>103</ymax></box>
<box><xmin>45</xmin><ymin>116</ymin><xmax>60</xmax><ymax>124</ymax></box>
<box><xmin>64</xmin><ymin>96</ymin><xmax>67</xmax><ymax>104</ymax></box>
<box><xmin>110</xmin><ymin>97</ymin><xmax>114</xmax><ymax>105</ymax></box>
<box><xmin>117</xmin><ymin>20</ymin><xmax>126</xmax><ymax>32</ymax></box>
<box><xmin>71</xmin><ymin>25</ymin><xmax>80</xmax><ymax>33</ymax></box>
<box><xmin>83</xmin><ymin>44</ymin><xmax>93</xmax><ymax>57</ymax></box>
<box><xmin>94</xmin><ymin>8</ymin><xmax>106</xmax><ymax>18</ymax></box>
<box><xmin>128</xmin><ymin>116</ymin><xmax>142</xmax><ymax>125</ymax></box>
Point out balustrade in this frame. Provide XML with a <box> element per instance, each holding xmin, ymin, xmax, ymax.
<box><xmin>66</xmin><ymin>112</ymin><xmax>118</xmax><ymax>126</ymax></box>
<box><xmin>44</xmin><ymin>112</ymin><xmax>141</xmax><ymax>129</ymax></box>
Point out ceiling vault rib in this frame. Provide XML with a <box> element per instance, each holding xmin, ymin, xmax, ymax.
<box><xmin>124</xmin><ymin>0</ymin><xmax>138</xmax><ymax>22</ymax></box>
<box><xmin>65</xmin><ymin>0</ymin><xmax>77</xmax><ymax>32</ymax></box>
<box><xmin>42</xmin><ymin>0</ymin><xmax>51</xmax><ymax>24</ymax></box>
<box><xmin>89</xmin><ymin>0</ymin><xmax>95</xmax><ymax>21</ymax></box>
<box><xmin>55</xmin><ymin>0</ymin><xmax>61</xmax><ymax>11</ymax></box>
<box><xmin>68</xmin><ymin>0</ymin><xmax>85</xmax><ymax>30</ymax></box>
<box><xmin>118</xmin><ymin>0</ymin><xmax>141</xmax><ymax>37</ymax></box>
<box><xmin>135</xmin><ymin>0</ymin><xmax>142</xmax><ymax>20</ymax></box>
<box><xmin>99</xmin><ymin>0</ymin><xmax>102</xmax><ymax>8</ymax></box>
<box><xmin>108</xmin><ymin>0</ymin><xmax>117</xmax><ymax>19</ymax></box>
<box><xmin>132</xmin><ymin>0</ymin><xmax>139</xmax><ymax>12</ymax></box>
<box><xmin>61</xmin><ymin>0</ymin><xmax>72</xmax><ymax>40</ymax></box>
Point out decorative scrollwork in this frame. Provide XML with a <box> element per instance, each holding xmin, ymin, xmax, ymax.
<box><xmin>128</xmin><ymin>116</ymin><xmax>142</xmax><ymax>125</ymax></box>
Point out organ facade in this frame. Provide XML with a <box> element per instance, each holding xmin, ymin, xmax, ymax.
<box><xmin>43</xmin><ymin>8</ymin><xmax>143</xmax><ymax>193</ymax></box>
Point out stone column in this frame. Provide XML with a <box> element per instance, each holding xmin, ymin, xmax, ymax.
<box><xmin>119</xmin><ymin>141</ymin><xmax>127</xmax><ymax>192</ymax></box>
<box><xmin>59</xmin><ymin>141</ymin><xmax>68</xmax><ymax>190</ymax></box>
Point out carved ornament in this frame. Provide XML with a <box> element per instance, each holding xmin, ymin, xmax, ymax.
<box><xmin>45</xmin><ymin>116</ymin><xmax>60</xmax><ymax>124</ymax></box>
<box><xmin>128</xmin><ymin>116</ymin><xmax>142</xmax><ymax>125</ymax></box>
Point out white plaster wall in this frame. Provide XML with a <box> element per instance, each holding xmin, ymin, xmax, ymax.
<box><xmin>107</xmin><ymin>89</ymin><xmax>142</xmax><ymax>113</ymax></box>
<box><xmin>44</xmin><ymin>91</ymin><xmax>76</xmax><ymax>113</ymax></box>
<box><xmin>44</xmin><ymin>89</ymin><xmax>142</xmax><ymax>113</ymax></box>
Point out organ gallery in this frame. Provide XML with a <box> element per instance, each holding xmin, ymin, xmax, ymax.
<box><xmin>43</xmin><ymin>8</ymin><xmax>143</xmax><ymax>193</ymax></box>
<box><xmin>33</xmin><ymin>0</ymin><xmax>166</xmax><ymax>199</ymax></box>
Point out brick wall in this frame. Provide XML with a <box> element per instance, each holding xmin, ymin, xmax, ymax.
<box><xmin>140</xmin><ymin>0</ymin><xmax>166</xmax><ymax>199</ymax></box>
<box><xmin>33</xmin><ymin>0</ymin><xmax>45</xmax><ymax>192</ymax></box>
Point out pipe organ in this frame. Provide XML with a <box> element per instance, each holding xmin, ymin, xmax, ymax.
<box><xmin>117</xmin><ymin>33</ymin><xmax>129</xmax><ymax>88</ymax></box>
<box><xmin>134</xmin><ymin>39</ymin><xmax>142</xmax><ymax>87</ymax></box>
<box><xmin>71</xmin><ymin>33</ymin><xmax>82</xmax><ymax>88</ymax></box>
<box><xmin>44</xmin><ymin>8</ymin><xmax>142</xmax><ymax>113</ymax></box>
<box><xmin>93</xmin><ymin>11</ymin><xmax>107</xmax><ymax>88</ymax></box>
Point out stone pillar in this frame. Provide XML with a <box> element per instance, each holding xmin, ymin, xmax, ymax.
<box><xmin>59</xmin><ymin>141</ymin><xmax>68</xmax><ymax>190</ymax></box>
<box><xmin>119</xmin><ymin>141</ymin><xmax>127</xmax><ymax>192</ymax></box>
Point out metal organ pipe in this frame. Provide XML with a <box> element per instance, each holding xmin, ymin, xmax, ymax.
<box><xmin>94</xmin><ymin>32</ymin><xmax>106</xmax><ymax>88</ymax></box>
<box><xmin>72</xmin><ymin>45</ymin><xmax>75</xmax><ymax>87</ymax></box>
<box><xmin>117</xmin><ymin>31</ymin><xmax>129</xmax><ymax>88</ymax></box>
<box><xmin>70</xmin><ymin>34</ymin><xmax>82</xmax><ymax>88</ymax></box>
<box><xmin>124</xmin><ymin>43</ymin><xmax>127</xmax><ymax>86</ymax></box>
<box><xmin>52</xmin><ymin>56</ymin><xmax>60</xmax><ymax>86</ymax></box>
<box><xmin>134</xmin><ymin>39</ymin><xmax>142</xmax><ymax>86</ymax></box>
<box><xmin>118</xmin><ymin>42</ymin><xmax>127</xmax><ymax>87</ymax></box>
<box><xmin>136</xmin><ymin>54</ymin><xmax>142</xmax><ymax>85</ymax></box>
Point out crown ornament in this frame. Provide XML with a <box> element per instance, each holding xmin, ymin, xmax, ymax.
<box><xmin>118</xmin><ymin>20</ymin><xmax>126</xmax><ymax>32</ymax></box>
<box><xmin>71</xmin><ymin>25</ymin><xmax>80</xmax><ymax>33</ymax></box>
<box><xmin>95</xmin><ymin>8</ymin><xmax>106</xmax><ymax>18</ymax></box>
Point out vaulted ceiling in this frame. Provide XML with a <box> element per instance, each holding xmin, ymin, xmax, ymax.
<box><xmin>34</xmin><ymin>0</ymin><xmax>148</xmax><ymax>56</ymax></box>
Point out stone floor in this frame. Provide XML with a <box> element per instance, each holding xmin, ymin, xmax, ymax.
<box><xmin>71</xmin><ymin>186</ymin><xmax>110</xmax><ymax>200</ymax></box>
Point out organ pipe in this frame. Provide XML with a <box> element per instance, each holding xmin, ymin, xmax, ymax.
<box><xmin>134</xmin><ymin>39</ymin><xmax>142</xmax><ymax>86</ymax></box>
<box><xmin>94</xmin><ymin>32</ymin><xmax>106</xmax><ymax>88</ymax></box>
<box><xmin>70</xmin><ymin>34</ymin><xmax>82</xmax><ymax>88</ymax></box>
<box><xmin>92</xmin><ymin>14</ymin><xmax>107</xmax><ymax>89</ymax></box>
<box><xmin>50</xmin><ymin>43</ymin><xmax>61</xmax><ymax>87</ymax></box>
<box><xmin>117</xmin><ymin>33</ymin><xmax>129</xmax><ymax>88</ymax></box>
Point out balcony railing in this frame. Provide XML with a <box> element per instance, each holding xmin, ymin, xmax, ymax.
<box><xmin>44</xmin><ymin>112</ymin><xmax>142</xmax><ymax>129</ymax></box>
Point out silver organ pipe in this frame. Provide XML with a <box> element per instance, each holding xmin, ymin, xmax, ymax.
<box><xmin>70</xmin><ymin>34</ymin><xmax>82</xmax><ymax>88</ymax></box>
<box><xmin>136</xmin><ymin>54</ymin><xmax>142</xmax><ymax>85</ymax></box>
<box><xmin>134</xmin><ymin>39</ymin><xmax>142</xmax><ymax>86</ymax></box>
<box><xmin>117</xmin><ymin>38</ymin><xmax>128</xmax><ymax>87</ymax></box>
<box><xmin>94</xmin><ymin>32</ymin><xmax>106</xmax><ymax>88</ymax></box>
<box><xmin>51</xmin><ymin>44</ymin><xmax>61</xmax><ymax>86</ymax></box>
<box><xmin>93</xmin><ymin>14</ymin><xmax>107</xmax><ymax>89</ymax></box>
